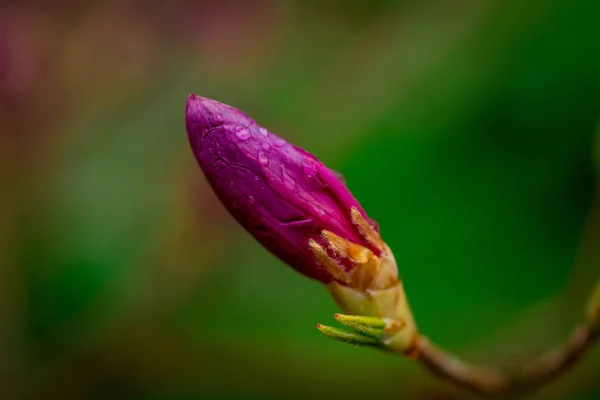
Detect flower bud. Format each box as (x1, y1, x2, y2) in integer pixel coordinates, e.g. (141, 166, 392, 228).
(185, 94, 398, 289)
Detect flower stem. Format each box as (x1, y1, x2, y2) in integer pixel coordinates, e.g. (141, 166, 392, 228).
(414, 281, 600, 397)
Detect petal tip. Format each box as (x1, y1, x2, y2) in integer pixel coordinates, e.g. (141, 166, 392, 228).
(186, 95, 251, 133)
(185, 95, 222, 138)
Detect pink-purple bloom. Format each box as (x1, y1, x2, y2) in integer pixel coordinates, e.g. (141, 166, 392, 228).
(185, 95, 381, 283)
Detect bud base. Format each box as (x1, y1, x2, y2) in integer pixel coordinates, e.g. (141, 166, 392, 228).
(327, 280, 418, 354)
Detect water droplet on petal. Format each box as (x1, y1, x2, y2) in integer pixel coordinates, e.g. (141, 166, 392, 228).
(248, 196, 255, 204)
(262, 143, 271, 151)
(303, 163, 315, 179)
(229, 180, 235, 185)
(254, 176, 260, 181)
(274, 137, 286, 147)
(258, 151, 269, 166)
(234, 126, 251, 140)
(259, 127, 268, 136)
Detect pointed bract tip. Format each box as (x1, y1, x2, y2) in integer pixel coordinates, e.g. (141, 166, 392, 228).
(186, 94, 254, 138)
(185, 94, 215, 136)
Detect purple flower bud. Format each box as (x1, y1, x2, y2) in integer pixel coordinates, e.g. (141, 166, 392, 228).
(186, 94, 397, 288)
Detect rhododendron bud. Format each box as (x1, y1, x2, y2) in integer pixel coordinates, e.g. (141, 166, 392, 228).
(186, 94, 397, 290)
(186, 94, 417, 352)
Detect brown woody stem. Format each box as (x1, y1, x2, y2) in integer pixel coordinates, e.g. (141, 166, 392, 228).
(414, 282, 600, 397)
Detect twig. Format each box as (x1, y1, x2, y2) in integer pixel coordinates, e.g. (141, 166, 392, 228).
(414, 281, 600, 397)
(415, 336, 508, 397)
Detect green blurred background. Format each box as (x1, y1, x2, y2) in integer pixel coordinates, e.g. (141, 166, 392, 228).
(2, 1, 600, 399)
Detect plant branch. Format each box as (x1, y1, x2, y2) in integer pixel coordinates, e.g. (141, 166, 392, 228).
(414, 281, 600, 397)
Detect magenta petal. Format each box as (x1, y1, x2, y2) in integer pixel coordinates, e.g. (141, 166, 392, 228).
(186, 94, 380, 283)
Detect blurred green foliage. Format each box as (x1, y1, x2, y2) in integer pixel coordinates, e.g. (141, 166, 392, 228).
(2, 1, 600, 399)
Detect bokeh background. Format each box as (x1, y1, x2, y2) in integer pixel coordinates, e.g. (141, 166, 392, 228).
(2, 1, 600, 399)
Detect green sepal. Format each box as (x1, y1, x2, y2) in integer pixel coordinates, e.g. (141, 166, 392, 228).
(334, 314, 387, 329)
(316, 324, 379, 345)
(334, 314, 385, 337)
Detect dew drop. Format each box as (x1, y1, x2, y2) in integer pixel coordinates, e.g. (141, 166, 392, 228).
(258, 151, 269, 166)
(303, 163, 315, 179)
(234, 126, 251, 140)
(262, 143, 271, 151)
(259, 127, 268, 136)
(248, 196, 255, 204)
(254, 176, 260, 181)
(274, 137, 286, 147)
